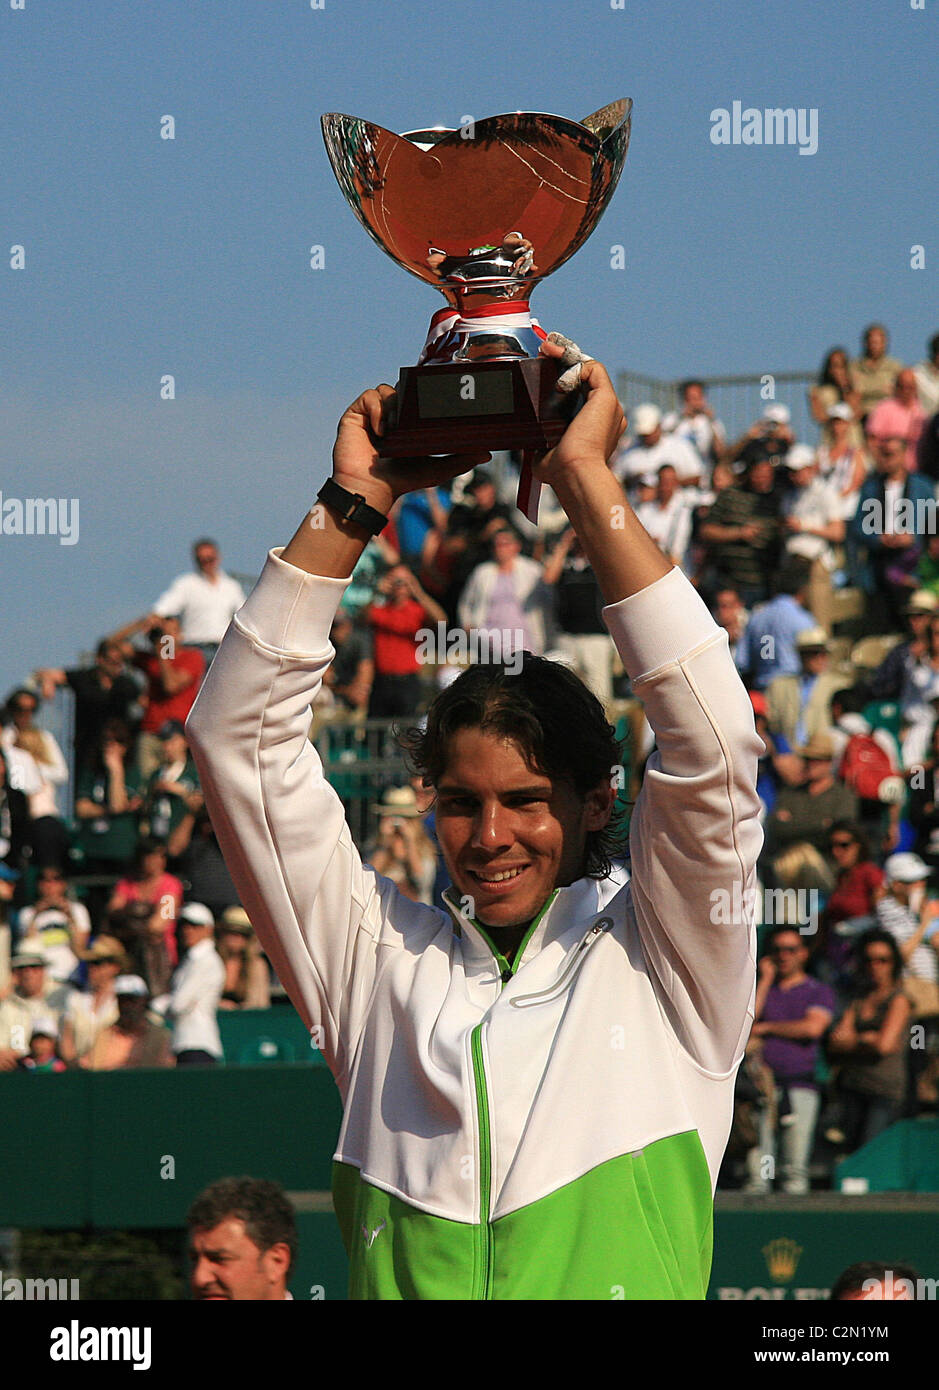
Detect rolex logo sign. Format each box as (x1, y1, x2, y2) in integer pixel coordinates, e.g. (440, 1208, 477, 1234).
(763, 1237, 803, 1283)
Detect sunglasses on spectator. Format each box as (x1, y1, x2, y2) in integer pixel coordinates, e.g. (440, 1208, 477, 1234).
(864, 953, 892, 964)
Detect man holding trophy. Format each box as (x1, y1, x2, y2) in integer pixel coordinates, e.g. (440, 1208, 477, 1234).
(186, 101, 763, 1300)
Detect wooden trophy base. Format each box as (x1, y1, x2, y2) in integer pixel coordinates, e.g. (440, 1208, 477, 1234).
(378, 357, 578, 457)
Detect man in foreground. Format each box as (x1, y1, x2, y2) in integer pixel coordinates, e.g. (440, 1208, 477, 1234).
(188, 1177, 297, 1300)
(187, 337, 764, 1299)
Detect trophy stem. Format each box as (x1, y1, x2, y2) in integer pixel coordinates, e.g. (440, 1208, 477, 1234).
(419, 301, 545, 367)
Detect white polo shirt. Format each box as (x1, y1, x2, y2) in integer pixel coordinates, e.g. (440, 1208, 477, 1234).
(154, 571, 246, 645)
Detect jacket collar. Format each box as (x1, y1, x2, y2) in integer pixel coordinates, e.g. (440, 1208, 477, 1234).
(442, 861, 630, 972)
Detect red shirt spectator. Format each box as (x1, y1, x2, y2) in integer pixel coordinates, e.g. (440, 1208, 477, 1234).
(367, 598, 428, 676)
(133, 620, 205, 733)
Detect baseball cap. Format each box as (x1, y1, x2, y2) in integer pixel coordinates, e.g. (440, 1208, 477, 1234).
(884, 852, 931, 884)
(827, 402, 854, 422)
(81, 935, 130, 969)
(796, 626, 830, 651)
(633, 403, 662, 436)
(783, 444, 816, 471)
(220, 906, 253, 934)
(157, 719, 186, 740)
(179, 901, 214, 927)
(114, 974, 150, 997)
(762, 404, 791, 425)
(30, 1016, 58, 1040)
(11, 952, 45, 970)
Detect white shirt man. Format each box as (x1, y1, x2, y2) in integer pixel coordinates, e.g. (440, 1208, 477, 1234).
(612, 404, 704, 487)
(781, 446, 844, 568)
(154, 540, 246, 648)
(153, 903, 225, 1064)
(634, 466, 694, 569)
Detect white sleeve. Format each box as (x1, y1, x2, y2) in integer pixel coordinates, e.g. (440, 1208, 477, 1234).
(153, 575, 188, 616)
(185, 548, 442, 1087)
(39, 732, 69, 785)
(603, 567, 764, 1073)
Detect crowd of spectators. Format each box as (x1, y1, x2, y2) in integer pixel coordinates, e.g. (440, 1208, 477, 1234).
(2, 325, 939, 1191)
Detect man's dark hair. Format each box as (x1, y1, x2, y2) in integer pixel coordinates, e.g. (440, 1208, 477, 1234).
(828, 819, 872, 862)
(679, 379, 704, 397)
(193, 537, 219, 553)
(186, 1177, 297, 1274)
(929, 332, 939, 361)
(831, 686, 866, 717)
(854, 928, 903, 985)
(96, 638, 122, 660)
(399, 654, 628, 879)
(773, 559, 811, 598)
(830, 1260, 921, 1300)
(763, 923, 807, 953)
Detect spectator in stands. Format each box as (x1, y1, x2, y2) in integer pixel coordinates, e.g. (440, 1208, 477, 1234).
(366, 564, 447, 718)
(612, 403, 703, 489)
(827, 929, 911, 1150)
(73, 719, 144, 921)
(541, 527, 612, 705)
(364, 786, 438, 906)
(898, 612, 939, 767)
(850, 323, 903, 421)
(816, 403, 869, 520)
(152, 539, 246, 670)
(2, 683, 69, 822)
(17, 865, 92, 983)
(0, 749, 30, 892)
(867, 368, 927, 475)
(767, 627, 843, 747)
(745, 925, 835, 1193)
(109, 837, 184, 986)
(907, 719, 939, 871)
(188, 1176, 297, 1301)
(699, 456, 783, 606)
(60, 935, 127, 1064)
(323, 610, 374, 716)
(866, 589, 937, 700)
(108, 614, 205, 779)
(661, 378, 726, 469)
(913, 331, 939, 419)
(818, 822, 884, 1000)
(82, 973, 174, 1070)
(713, 587, 749, 665)
(852, 436, 935, 633)
(633, 464, 694, 570)
(18, 1017, 66, 1073)
(216, 907, 271, 1010)
(736, 559, 814, 690)
(765, 733, 859, 861)
(726, 403, 794, 473)
(458, 525, 552, 660)
(35, 640, 142, 777)
(152, 902, 225, 1067)
(167, 797, 240, 923)
(140, 720, 201, 845)
(396, 486, 450, 570)
(915, 532, 939, 600)
(780, 445, 845, 635)
(0, 952, 71, 1069)
(425, 470, 518, 623)
(809, 347, 864, 448)
(875, 854, 939, 1015)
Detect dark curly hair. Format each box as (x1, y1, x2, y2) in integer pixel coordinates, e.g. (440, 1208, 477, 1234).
(186, 1177, 297, 1274)
(398, 653, 629, 879)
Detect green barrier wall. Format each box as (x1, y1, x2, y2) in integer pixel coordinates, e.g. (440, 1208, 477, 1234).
(3, 1069, 937, 1300)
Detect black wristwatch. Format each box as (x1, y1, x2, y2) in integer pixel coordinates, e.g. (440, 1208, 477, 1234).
(317, 477, 389, 537)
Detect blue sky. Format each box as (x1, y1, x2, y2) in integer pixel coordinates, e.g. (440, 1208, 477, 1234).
(2, 0, 936, 695)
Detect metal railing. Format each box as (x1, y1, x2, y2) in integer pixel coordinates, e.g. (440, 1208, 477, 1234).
(616, 369, 817, 450)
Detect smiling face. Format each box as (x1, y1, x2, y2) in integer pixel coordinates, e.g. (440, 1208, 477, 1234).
(433, 727, 613, 931)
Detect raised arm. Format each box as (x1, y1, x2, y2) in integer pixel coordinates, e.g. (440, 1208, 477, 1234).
(533, 339, 763, 1071)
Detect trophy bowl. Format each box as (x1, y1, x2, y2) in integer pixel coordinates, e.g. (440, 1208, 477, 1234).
(320, 99, 632, 464)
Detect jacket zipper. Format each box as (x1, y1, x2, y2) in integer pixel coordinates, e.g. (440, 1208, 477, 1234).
(509, 917, 615, 1008)
(470, 1022, 492, 1300)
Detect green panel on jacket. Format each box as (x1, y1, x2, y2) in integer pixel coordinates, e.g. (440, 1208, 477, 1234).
(333, 1129, 712, 1300)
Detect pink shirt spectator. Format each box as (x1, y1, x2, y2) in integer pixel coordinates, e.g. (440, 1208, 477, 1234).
(111, 872, 183, 966)
(867, 397, 926, 473)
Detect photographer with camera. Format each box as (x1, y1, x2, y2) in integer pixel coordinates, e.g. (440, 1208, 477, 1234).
(106, 612, 205, 778)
